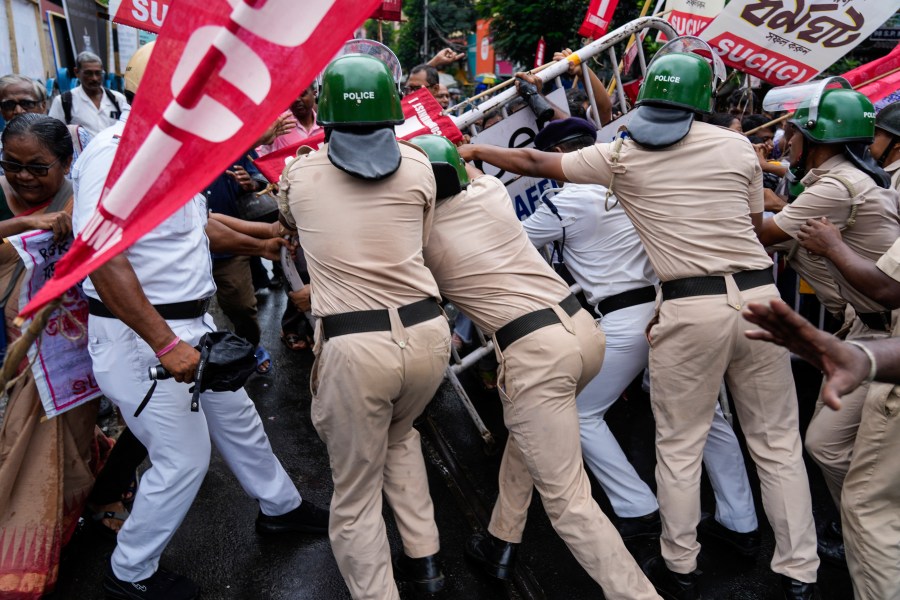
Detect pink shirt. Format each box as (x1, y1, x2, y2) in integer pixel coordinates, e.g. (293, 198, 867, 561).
(256, 110, 324, 156)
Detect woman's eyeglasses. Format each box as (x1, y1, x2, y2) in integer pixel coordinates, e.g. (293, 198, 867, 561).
(0, 99, 42, 112)
(0, 158, 60, 176)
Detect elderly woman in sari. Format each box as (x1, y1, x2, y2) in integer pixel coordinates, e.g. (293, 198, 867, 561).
(0, 113, 100, 598)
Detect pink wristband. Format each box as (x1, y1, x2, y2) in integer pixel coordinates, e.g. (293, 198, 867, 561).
(155, 336, 181, 358)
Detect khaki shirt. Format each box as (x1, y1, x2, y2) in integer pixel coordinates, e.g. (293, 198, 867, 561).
(876, 237, 900, 284)
(560, 121, 772, 281)
(774, 155, 900, 313)
(280, 140, 441, 316)
(423, 176, 571, 335)
(886, 159, 900, 192)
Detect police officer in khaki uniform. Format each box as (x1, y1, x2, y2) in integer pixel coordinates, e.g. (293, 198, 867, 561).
(411, 134, 660, 599)
(757, 84, 900, 534)
(459, 38, 819, 600)
(871, 101, 900, 190)
(279, 54, 450, 600)
(753, 222, 900, 599)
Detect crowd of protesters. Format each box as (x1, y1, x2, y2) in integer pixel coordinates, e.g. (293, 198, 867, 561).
(0, 33, 897, 600)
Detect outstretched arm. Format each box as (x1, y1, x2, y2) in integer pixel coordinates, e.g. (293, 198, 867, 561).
(743, 299, 900, 409)
(798, 217, 900, 309)
(458, 144, 567, 182)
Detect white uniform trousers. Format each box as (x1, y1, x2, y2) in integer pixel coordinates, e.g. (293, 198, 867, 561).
(88, 313, 301, 582)
(579, 302, 758, 532)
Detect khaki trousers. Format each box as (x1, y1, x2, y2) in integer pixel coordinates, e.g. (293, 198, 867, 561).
(842, 383, 900, 600)
(212, 256, 260, 347)
(805, 315, 893, 508)
(487, 308, 661, 600)
(649, 281, 818, 582)
(310, 314, 450, 600)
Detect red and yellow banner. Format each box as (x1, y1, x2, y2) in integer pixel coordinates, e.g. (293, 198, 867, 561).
(20, 0, 381, 319)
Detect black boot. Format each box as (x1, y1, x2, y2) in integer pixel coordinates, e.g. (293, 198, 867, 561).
(697, 515, 760, 559)
(394, 553, 445, 594)
(255, 500, 329, 535)
(642, 555, 701, 600)
(464, 532, 518, 580)
(817, 519, 846, 567)
(781, 575, 819, 599)
(615, 510, 662, 541)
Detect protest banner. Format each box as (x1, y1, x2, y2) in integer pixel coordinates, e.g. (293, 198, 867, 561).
(7, 231, 100, 418)
(371, 0, 402, 22)
(469, 86, 568, 221)
(476, 19, 495, 75)
(254, 88, 464, 183)
(843, 42, 900, 110)
(534, 37, 546, 69)
(701, 0, 900, 85)
(109, 0, 171, 34)
(19, 0, 381, 320)
(578, 0, 620, 40)
(657, 0, 725, 41)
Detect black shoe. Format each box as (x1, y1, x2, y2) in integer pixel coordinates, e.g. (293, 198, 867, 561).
(394, 553, 445, 594)
(255, 500, 329, 535)
(104, 567, 199, 600)
(697, 515, 760, 560)
(816, 536, 846, 568)
(781, 576, 819, 600)
(823, 518, 842, 540)
(641, 555, 701, 600)
(464, 532, 518, 580)
(615, 510, 662, 541)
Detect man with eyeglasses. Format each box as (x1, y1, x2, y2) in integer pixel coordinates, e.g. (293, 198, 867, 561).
(49, 51, 129, 136)
(0, 74, 49, 185)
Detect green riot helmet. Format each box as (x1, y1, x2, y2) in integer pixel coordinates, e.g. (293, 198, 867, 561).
(790, 88, 875, 144)
(317, 54, 404, 128)
(410, 134, 469, 200)
(637, 37, 725, 114)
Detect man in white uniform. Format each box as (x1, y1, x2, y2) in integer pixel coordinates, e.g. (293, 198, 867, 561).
(522, 118, 760, 553)
(48, 51, 129, 135)
(73, 44, 328, 600)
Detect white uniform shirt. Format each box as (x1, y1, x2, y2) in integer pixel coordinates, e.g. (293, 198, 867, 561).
(523, 183, 657, 307)
(49, 85, 130, 136)
(72, 115, 215, 304)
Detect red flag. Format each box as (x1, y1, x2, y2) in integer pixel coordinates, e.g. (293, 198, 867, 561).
(843, 42, 900, 110)
(110, 0, 171, 33)
(534, 37, 546, 69)
(254, 89, 464, 183)
(371, 0, 402, 22)
(19, 0, 381, 320)
(578, 0, 620, 40)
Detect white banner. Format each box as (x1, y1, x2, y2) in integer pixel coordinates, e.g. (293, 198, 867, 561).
(701, 0, 900, 85)
(659, 0, 725, 40)
(469, 87, 569, 221)
(8, 231, 101, 418)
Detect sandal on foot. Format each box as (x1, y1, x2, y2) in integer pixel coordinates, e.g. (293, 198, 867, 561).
(255, 346, 273, 374)
(89, 508, 130, 540)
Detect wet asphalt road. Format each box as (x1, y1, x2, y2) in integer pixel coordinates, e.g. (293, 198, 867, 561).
(52, 289, 853, 600)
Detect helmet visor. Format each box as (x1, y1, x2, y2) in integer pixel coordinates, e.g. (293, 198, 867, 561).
(651, 36, 726, 85)
(763, 77, 853, 123)
(335, 39, 403, 84)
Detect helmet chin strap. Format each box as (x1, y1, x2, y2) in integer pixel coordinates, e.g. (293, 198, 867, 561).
(877, 135, 899, 168)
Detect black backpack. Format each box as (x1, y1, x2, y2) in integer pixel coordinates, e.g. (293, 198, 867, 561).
(60, 88, 122, 123)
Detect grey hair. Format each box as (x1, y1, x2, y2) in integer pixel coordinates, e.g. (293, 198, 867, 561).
(75, 51, 104, 70)
(0, 74, 46, 102)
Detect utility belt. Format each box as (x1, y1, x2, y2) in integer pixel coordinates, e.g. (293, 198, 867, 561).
(594, 285, 657, 318)
(856, 310, 893, 333)
(88, 297, 211, 320)
(494, 294, 581, 352)
(661, 268, 774, 301)
(321, 297, 441, 339)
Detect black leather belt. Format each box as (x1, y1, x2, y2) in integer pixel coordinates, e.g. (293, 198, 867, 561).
(857, 310, 892, 332)
(88, 297, 210, 320)
(661, 268, 774, 301)
(321, 298, 441, 339)
(595, 285, 656, 317)
(494, 294, 582, 352)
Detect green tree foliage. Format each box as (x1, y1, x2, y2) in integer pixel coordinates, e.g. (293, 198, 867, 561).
(395, 0, 475, 70)
(476, 0, 649, 67)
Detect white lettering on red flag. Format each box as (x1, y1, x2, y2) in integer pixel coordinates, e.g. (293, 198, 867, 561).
(578, 0, 621, 40)
(19, 0, 381, 320)
(658, 0, 725, 42)
(110, 0, 171, 33)
(700, 0, 900, 85)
